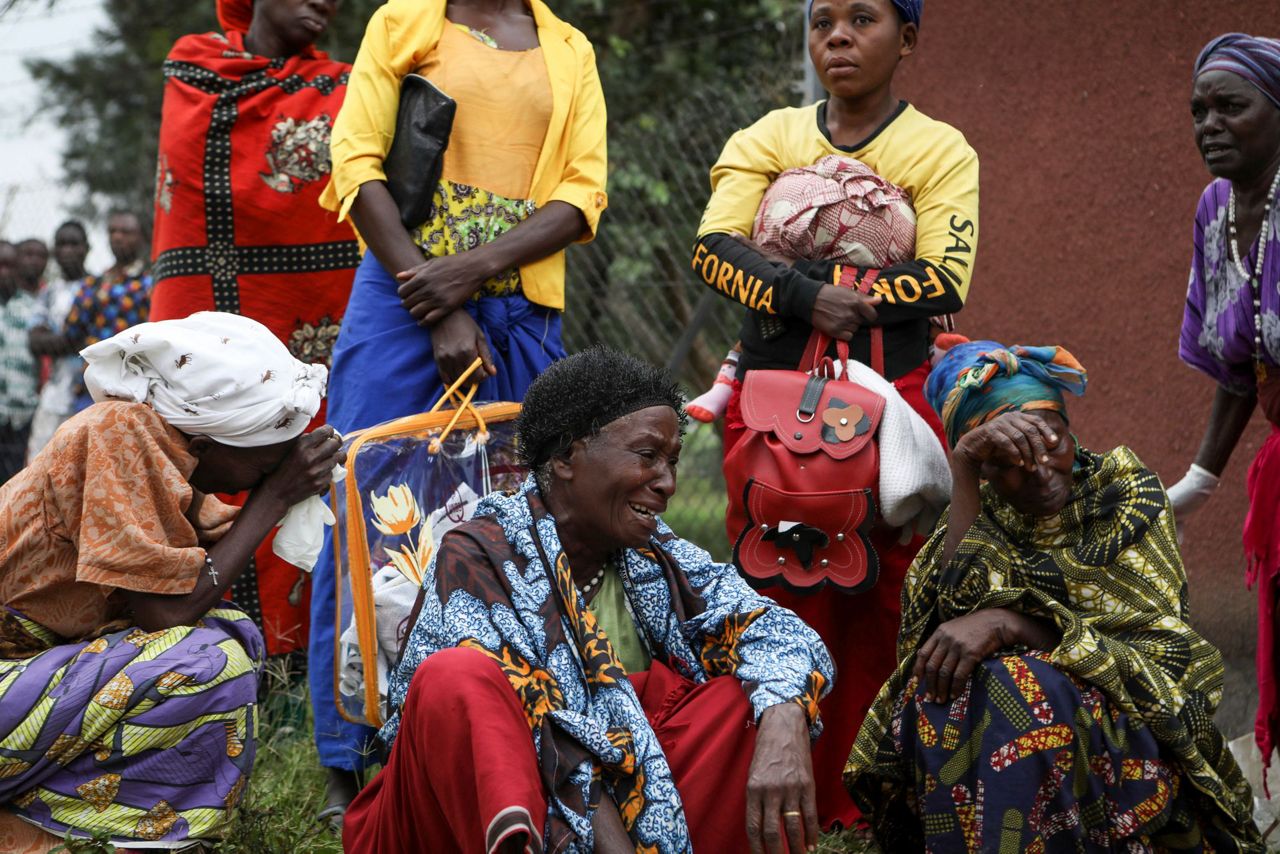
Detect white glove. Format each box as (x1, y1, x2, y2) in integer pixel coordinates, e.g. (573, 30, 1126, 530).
(1167, 464, 1220, 515)
(1166, 464, 1219, 541)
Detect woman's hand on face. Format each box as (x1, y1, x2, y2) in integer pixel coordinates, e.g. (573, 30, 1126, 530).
(430, 310, 497, 389)
(952, 411, 1062, 473)
(746, 703, 819, 854)
(809, 285, 881, 342)
(914, 609, 1016, 703)
(396, 254, 490, 327)
(258, 426, 346, 508)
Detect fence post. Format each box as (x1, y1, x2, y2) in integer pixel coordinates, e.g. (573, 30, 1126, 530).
(800, 1, 822, 103)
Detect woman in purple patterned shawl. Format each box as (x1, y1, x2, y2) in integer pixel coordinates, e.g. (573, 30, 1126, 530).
(1168, 33, 1280, 778)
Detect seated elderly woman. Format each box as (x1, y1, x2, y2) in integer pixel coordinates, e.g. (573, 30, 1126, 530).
(0, 313, 344, 851)
(844, 338, 1263, 852)
(344, 347, 836, 854)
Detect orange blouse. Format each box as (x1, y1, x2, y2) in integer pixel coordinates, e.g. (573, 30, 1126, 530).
(419, 23, 553, 201)
(0, 401, 238, 641)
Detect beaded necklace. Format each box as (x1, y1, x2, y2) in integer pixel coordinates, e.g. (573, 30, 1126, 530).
(1228, 166, 1280, 384)
(578, 565, 607, 598)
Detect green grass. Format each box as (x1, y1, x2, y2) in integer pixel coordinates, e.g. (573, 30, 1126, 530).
(663, 422, 731, 562)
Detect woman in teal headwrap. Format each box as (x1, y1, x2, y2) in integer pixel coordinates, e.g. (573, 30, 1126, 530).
(844, 338, 1262, 852)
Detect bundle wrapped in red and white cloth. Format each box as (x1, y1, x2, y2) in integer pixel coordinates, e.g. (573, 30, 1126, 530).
(751, 153, 917, 266)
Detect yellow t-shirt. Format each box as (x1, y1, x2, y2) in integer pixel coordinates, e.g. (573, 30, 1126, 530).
(698, 101, 979, 305)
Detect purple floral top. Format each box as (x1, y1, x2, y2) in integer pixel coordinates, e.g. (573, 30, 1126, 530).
(1180, 178, 1280, 394)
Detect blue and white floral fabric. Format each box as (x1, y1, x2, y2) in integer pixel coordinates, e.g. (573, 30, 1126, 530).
(384, 476, 834, 853)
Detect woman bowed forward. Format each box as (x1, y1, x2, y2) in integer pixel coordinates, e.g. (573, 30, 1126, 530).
(846, 338, 1262, 852)
(0, 313, 344, 851)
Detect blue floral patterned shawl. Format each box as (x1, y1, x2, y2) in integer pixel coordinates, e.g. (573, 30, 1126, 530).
(384, 477, 835, 853)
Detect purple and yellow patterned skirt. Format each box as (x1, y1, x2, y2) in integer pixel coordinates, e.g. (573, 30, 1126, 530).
(857, 652, 1247, 853)
(0, 606, 262, 847)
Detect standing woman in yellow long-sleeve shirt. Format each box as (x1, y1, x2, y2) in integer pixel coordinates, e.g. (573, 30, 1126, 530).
(310, 0, 607, 823)
(693, 0, 979, 832)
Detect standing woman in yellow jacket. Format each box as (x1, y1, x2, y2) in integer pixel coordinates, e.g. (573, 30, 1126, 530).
(310, 0, 607, 822)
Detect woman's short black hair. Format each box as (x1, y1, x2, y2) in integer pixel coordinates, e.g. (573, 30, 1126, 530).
(517, 346, 686, 469)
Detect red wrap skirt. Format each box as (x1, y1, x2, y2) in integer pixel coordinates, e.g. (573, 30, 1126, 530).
(723, 359, 945, 829)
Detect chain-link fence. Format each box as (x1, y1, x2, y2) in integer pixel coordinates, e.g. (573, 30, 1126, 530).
(563, 72, 801, 560)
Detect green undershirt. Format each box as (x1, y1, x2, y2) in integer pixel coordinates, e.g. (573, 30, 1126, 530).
(589, 565, 651, 674)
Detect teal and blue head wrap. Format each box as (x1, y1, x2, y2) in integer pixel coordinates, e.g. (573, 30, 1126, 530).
(925, 339, 1088, 449)
(808, 0, 922, 27)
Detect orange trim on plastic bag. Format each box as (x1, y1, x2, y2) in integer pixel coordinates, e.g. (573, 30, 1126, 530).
(334, 370, 520, 728)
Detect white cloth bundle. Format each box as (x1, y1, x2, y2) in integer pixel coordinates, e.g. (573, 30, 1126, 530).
(839, 359, 952, 538)
(81, 311, 340, 569)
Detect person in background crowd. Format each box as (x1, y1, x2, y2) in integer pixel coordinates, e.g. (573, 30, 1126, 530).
(313, 0, 608, 823)
(847, 338, 1262, 853)
(345, 348, 833, 854)
(0, 313, 344, 853)
(692, 0, 978, 827)
(26, 221, 95, 459)
(0, 238, 37, 484)
(0, 242, 17, 291)
(1165, 34, 1280, 785)
(14, 239, 48, 296)
(148, 0, 359, 668)
(58, 210, 152, 412)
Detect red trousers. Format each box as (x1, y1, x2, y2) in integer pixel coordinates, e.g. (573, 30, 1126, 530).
(723, 360, 945, 830)
(344, 647, 760, 854)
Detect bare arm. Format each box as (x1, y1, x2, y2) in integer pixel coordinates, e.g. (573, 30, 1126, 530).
(29, 326, 76, 357)
(122, 429, 345, 630)
(1166, 385, 1257, 527)
(392, 198, 585, 327)
(914, 607, 1060, 703)
(745, 703, 819, 854)
(1192, 384, 1257, 475)
(348, 179, 428, 279)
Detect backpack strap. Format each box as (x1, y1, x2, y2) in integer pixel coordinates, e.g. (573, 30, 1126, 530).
(800, 266, 884, 376)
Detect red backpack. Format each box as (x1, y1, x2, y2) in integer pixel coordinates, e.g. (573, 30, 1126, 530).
(724, 267, 884, 595)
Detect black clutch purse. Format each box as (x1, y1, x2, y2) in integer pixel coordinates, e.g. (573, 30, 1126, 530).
(384, 73, 456, 229)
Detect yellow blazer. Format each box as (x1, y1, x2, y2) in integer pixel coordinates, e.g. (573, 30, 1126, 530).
(320, 0, 608, 310)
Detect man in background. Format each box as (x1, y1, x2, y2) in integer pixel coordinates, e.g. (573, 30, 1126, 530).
(0, 238, 38, 482)
(27, 220, 95, 458)
(60, 210, 153, 411)
(14, 238, 48, 296)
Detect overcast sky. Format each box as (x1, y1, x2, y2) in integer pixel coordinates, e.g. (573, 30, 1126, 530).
(0, 0, 113, 272)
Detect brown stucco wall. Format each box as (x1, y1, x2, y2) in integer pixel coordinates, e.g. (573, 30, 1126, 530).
(893, 4, 1280, 736)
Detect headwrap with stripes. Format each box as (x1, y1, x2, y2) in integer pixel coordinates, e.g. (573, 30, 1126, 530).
(1195, 33, 1280, 111)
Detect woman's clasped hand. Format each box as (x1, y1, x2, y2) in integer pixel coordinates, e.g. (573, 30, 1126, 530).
(395, 252, 489, 327)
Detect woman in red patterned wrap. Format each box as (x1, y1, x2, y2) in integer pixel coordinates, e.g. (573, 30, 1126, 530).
(149, 0, 360, 658)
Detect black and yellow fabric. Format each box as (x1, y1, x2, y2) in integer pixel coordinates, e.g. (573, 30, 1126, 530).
(845, 445, 1263, 852)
